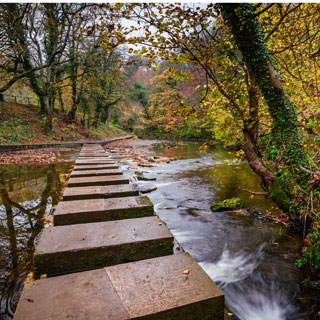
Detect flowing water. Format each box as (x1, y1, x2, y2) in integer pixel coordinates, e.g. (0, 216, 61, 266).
(121, 142, 314, 320)
(0, 142, 317, 319)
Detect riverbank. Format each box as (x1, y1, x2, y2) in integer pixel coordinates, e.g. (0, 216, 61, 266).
(0, 136, 133, 164)
(0, 102, 128, 146)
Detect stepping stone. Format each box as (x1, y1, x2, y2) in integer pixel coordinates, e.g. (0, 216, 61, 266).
(82, 143, 103, 148)
(54, 196, 153, 225)
(33, 216, 173, 277)
(68, 175, 129, 187)
(81, 148, 104, 152)
(79, 153, 110, 157)
(80, 148, 105, 151)
(15, 254, 224, 319)
(75, 159, 116, 165)
(63, 185, 139, 201)
(74, 164, 119, 171)
(77, 157, 114, 160)
(70, 169, 123, 178)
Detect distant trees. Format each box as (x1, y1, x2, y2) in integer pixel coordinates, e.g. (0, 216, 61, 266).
(0, 4, 125, 133)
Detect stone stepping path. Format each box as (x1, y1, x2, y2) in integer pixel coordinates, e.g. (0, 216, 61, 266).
(68, 175, 129, 187)
(15, 254, 224, 320)
(75, 159, 115, 165)
(70, 169, 122, 178)
(74, 164, 119, 170)
(54, 196, 154, 226)
(63, 185, 139, 201)
(14, 143, 224, 319)
(34, 216, 174, 277)
(79, 153, 111, 157)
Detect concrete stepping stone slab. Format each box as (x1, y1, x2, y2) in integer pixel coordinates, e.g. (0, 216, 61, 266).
(79, 153, 110, 157)
(82, 143, 103, 148)
(75, 159, 116, 165)
(63, 185, 139, 201)
(73, 164, 119, 170)
(34, 216, 173, 277)
(15, 253, 224, 320)
(67, 175, 129, 187)
(54, 195, 153, 225)
(81, 148, 104, 152)
(79, 149, 107, 152)
(80, 148, 105, 151)
(70, 169, 123, 178)
(14, 269, 130, 320)
(77, 157, 114, 160)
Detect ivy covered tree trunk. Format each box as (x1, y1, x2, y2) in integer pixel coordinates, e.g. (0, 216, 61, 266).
(220, 4, 309, 173)
(219, 3, 310, 212)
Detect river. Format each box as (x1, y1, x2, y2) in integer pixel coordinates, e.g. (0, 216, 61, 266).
(0, 141, 317, 319)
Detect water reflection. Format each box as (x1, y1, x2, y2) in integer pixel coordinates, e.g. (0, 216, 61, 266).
(0, 162, 73, 319)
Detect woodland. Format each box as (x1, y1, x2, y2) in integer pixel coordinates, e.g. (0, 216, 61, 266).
(1, 3, 320, 272)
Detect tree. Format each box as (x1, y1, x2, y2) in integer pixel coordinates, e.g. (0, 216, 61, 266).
(96, 3, 320, 269)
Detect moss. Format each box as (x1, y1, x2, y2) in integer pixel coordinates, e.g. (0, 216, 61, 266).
(269, 180, 292, 213)
(211, 197, 244, 212)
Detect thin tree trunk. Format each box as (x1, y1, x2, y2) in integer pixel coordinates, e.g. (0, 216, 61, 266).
(43, 95, 53, 133)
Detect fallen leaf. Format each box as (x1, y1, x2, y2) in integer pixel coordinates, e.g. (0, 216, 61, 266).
(40, 274, 47, 279)
(227, 312, 233, 316)
(24, 278, 35, 284)
(182, 270, 190, 275)
(158, 222, 162, 226)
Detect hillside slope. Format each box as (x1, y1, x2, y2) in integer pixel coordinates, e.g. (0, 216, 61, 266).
(0, 102, 128, 145)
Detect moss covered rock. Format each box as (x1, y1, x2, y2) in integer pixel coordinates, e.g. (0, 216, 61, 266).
(211, 197, 244, 212)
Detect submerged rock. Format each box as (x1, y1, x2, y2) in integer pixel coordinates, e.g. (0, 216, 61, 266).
(135, 171, 157, 181)
(139, 185, 157, 194)
(137, 176, 156, 181)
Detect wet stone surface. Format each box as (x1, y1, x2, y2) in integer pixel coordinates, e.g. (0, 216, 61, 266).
(70, 169, 123, 178)
(15, 254, 224, 320)
(73, 164, 119, 170)
(53, 196, 154, 225)
(63, 185, 139, 201)
(34, 216, 174, 277)
(75, 159, 115, 165)
(67, 175, 129, 187)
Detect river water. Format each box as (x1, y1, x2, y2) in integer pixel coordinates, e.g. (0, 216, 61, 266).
(0, 142, 317, 319)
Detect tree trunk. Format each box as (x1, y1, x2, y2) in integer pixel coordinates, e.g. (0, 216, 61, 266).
(58, 88, 64, 113)
(220, 3, 310, 184)
(43, 95, 53, 133)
